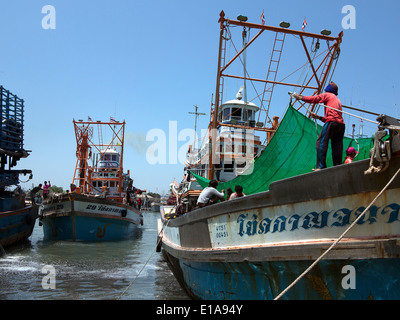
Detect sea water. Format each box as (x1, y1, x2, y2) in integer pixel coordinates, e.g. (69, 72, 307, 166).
(0, 211, 189, 300)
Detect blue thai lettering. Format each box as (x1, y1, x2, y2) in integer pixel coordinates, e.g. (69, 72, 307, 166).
(258, 217, 272, 234)
(367, 205, 379, 224)
(245, 215, 258, 236)
(272, 216, 286, 233)
(302, 212, 320, 229)
(237, 214, 247, 237)
(287, 214, 301, 231)
(382, 203, 400, 223)
(235, 203, 400, 238)
(353, 205, 379, 225)
(331, 208, 352, 227)
(353, 206, 366, 225)
(315, 211, 330, 229)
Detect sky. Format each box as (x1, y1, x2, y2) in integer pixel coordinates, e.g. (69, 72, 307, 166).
(1, 0, 400, 194)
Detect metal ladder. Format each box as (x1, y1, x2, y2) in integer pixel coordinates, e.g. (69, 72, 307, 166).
(260, 32, 286, 124)
(211, 27, 228, 125)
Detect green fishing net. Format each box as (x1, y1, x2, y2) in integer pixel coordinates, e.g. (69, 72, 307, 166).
(191, 103, 374, 195)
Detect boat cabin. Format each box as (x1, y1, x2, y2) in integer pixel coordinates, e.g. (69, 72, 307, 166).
(90, 148, 128, 199)
(217, 99, 263, 181)
(219, 99, 260, 129)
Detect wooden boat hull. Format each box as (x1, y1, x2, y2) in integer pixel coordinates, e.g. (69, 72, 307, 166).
(159, 157, 400, 300)
(40, 193, 143, 241)
(0, 204, 39, 247)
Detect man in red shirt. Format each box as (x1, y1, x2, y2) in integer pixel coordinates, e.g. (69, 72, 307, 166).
(293, 82, 345, 170)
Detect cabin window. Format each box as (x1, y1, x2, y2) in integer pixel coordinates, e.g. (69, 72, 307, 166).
(237, 161, 246, 169)
(224, 162, 234, 172)
(222, 108, 230, 121)
(110, 181, 115, 188)
(244, 109, 253, 121)
(112, 155, 117, 161)
(231, 108, 242, 121)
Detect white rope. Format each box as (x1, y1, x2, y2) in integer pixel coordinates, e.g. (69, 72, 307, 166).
(116, 218, 170, 300)
(274, 165, 400, 300)
(288, 93, 378, 125)
(319, 104, 378, 125)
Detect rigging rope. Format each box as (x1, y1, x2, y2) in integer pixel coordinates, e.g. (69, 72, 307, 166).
(274, 164, 400, 300)
(116, 217, 170, 300)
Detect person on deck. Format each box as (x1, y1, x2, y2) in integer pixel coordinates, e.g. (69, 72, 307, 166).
(30, 184, 42, 205)
(43, 181, 51, 199)
(293, 82, 345, 170)
(137, 197, 143, 211)
(226, 187, 233, 200)
(229, 185, 246, 200)
(344, 146, 358, 164)
(196, 180, 225, 208)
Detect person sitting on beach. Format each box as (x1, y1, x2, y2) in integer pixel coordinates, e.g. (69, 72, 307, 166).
(229, 185, 246, 200)
(196, 180, 225, 208)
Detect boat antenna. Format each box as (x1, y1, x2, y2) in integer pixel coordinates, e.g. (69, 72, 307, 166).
(393, 84, 399, 118)
(188, 105, 206, 150)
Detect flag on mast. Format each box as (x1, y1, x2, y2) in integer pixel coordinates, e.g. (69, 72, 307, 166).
(302, 18, 307, 31)
(261, 11, 265, 25)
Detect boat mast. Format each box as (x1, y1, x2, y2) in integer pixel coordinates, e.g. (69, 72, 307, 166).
(72, 120, 126, 202)
(188, 105, 205, 151)
(208, 11, 226, 180)
(118, 121, 125, 200)
(207, 11, 343, 180)
(72, 120, 93, 193)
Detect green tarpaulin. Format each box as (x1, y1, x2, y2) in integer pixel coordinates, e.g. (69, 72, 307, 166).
(191, 104, 374, 195)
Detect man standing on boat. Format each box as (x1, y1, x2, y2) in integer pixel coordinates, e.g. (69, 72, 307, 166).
(293, 82, 345, 170)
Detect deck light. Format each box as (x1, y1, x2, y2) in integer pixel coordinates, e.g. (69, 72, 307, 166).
(280, 21, 290, 28)
(321, 29, 331, 36)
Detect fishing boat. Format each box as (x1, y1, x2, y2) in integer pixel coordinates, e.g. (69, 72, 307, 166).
(0, 86, 38, 248)
(158, 11, 400, 299)
(151, 201, 161, 212)
(40, 118, 143, 241)
(173, 90, 270, 212)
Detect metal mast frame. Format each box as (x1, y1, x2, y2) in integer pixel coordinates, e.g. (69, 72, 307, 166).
(208, 10, 343, 179)
(72, 120, 126, 202)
